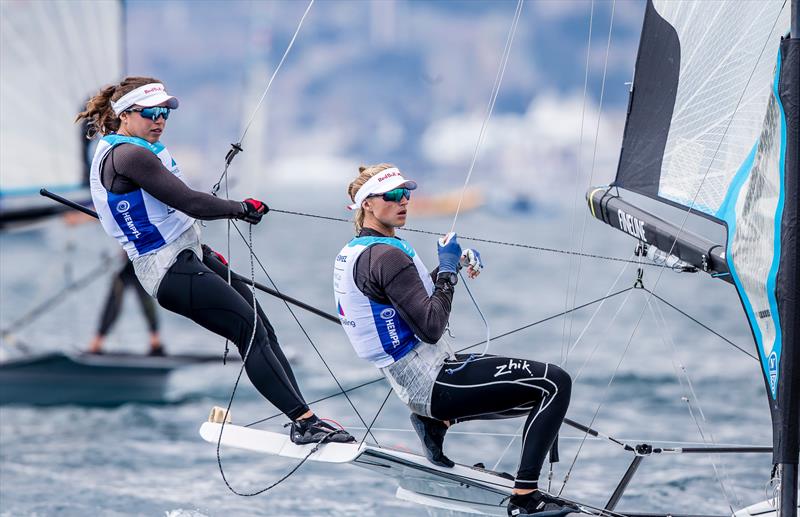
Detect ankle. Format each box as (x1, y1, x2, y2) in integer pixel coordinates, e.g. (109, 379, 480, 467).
(296, 410, 314, 422)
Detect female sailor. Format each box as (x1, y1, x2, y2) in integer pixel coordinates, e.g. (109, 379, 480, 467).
(77, 76, 353, 445)
(334, 164, 574, 516)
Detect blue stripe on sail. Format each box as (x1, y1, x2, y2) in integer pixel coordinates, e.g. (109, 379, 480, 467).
(764, 47, 787, 400)
(717, 49, 786, 400)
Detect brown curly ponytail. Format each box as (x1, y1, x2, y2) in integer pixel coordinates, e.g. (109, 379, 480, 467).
(75, 76, 162, 138)
(347, 163, 396, 234)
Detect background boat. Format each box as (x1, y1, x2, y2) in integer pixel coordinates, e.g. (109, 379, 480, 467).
(0, 0, 123, 230)
(0, 351, 222, 406)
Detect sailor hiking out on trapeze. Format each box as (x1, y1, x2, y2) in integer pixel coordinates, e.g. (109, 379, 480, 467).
(77, 76, 354, 445)
(333, 163, 576, 516)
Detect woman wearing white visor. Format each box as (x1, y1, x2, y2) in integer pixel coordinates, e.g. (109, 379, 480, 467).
(334, 164, 575, 516)
(77, 76, 354, 445)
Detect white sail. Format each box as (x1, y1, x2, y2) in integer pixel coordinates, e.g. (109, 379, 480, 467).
(0, 0, 123, 221)
(653, 1, 789, 214)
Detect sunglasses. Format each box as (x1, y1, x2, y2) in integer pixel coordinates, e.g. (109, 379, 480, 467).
(126, 106, 171, 121)
(371, 187, 412, 203)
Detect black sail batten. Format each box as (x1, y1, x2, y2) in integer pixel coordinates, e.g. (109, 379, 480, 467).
(614, 0, 680, 201)
(586, 188, 730, 281)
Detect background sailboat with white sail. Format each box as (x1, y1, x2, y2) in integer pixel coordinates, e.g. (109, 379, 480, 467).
(0, 0, 123, 229)
(0, 1, 228, 405)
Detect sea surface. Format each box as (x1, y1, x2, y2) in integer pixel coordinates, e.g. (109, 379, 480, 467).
(0, 188, 776, 516)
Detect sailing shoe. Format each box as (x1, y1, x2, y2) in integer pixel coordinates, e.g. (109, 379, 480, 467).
(506, 491, 580, 516)
(289, 415, 356, 445)
(410, 413, 455, 468)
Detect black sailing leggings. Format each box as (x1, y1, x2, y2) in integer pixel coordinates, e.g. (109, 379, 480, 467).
(97, 260, 158, 335)
(430, 354, 572, 490)
(156, 248, 309, 420)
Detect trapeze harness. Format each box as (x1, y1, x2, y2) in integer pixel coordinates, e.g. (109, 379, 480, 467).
(89, 135, 310, 420)
(335, 231, 571, 489)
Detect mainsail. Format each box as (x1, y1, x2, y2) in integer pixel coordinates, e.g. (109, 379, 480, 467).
(0, 0, 124, 227)
(587, 0, 798, 513)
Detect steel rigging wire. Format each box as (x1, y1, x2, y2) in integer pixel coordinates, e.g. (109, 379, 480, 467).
(268, 207, 675, 268)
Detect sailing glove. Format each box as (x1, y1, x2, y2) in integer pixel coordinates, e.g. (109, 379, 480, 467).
(202, 244, 228, 266)
(239, 198, 269, 224)
(437, 232, 462, 274)
(460, 248, 483, 278)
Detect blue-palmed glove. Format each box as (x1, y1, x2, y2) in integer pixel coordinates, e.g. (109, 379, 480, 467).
(437, 232, 462, 275)
(460, 248, 483, 278)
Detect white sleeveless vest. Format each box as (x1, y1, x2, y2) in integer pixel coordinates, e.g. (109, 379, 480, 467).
(90, 134, 201, 296)
(334, 236, 434, 368)
(89, 134, 195, 259)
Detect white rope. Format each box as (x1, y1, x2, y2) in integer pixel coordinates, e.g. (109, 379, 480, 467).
(459, 270, 491, 356)
(440, 0, 524, 369)
(212, 0, 315, 195)
(488, 258, 633, 480)
(213, 1, 315, 490)
(565, 256, 631, 364)
(572, 271, 637, 383)
(560, 0, 595, 367)
(238, 0, 314, 144)
(562, 0, 615, 369)
(491, 421, 525, 471)
(448, 0, 524, 233)
(648, 297, 739, 512)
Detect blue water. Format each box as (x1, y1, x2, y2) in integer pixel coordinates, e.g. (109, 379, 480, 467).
(0, 190, 774, 516)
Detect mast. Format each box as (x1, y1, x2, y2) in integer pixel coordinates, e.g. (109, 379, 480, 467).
(778, 2, 799, 515)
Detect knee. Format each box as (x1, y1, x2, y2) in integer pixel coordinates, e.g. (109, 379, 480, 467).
(548, 364, 572, 399)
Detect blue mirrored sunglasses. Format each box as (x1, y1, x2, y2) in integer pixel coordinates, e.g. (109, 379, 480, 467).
(372, 187, 411, 202)
(126, 106, 171, 121)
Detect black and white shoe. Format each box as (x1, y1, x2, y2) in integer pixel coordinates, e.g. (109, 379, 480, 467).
(506, 491, 580, 516)
(289, 415, 356, 445)
(410, 413, 454, 468)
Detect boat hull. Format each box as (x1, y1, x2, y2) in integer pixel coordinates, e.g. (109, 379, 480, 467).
(0, 352, 218, 406)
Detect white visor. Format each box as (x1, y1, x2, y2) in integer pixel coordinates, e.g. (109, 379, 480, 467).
(347, 168, 417, 210)
(111, 83, 179, 115)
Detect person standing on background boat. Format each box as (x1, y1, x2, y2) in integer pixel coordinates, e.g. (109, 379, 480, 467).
(334, 164, 575, 516)
(76, 76, 354, 445)
(88, 251, 164, 355)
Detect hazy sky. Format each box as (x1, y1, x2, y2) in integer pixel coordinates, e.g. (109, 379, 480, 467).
(122, 0, 645, 195)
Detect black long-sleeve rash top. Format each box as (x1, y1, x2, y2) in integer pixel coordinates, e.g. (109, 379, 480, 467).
(353, 228, 454, 344)
(101, 143, 245, 220)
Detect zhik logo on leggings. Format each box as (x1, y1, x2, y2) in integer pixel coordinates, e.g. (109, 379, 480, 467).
(494, 359, 532, 378)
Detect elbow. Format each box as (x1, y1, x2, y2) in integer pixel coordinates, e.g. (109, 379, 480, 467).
(417, 324, 446, 344)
